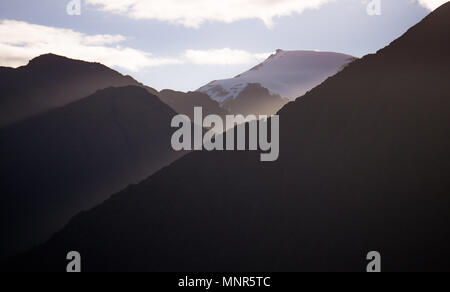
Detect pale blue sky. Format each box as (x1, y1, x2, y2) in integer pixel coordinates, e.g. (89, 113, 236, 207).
(0, 0, 437, 91)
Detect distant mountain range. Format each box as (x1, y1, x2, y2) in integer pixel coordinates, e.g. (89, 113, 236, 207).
(6, 1, 450, 272)
(198, 49, 356, 115)
(0, 53, 241, 260)
(0, 54, 147, 127)
(221, 83, 287, 116)
(158, 89, 230, 121)
(0, 84, 186, 259)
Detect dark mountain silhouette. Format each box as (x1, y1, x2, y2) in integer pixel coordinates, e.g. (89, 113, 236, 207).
(0, 86, 185, 259)
(0, 54, 153, 127)
(222, 83, 289, 116)
(4, 2, 450, 272)
(158, 89, 230, 120)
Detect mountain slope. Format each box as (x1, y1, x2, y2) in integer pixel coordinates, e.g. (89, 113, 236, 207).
(222, 83, 289, 116)
(197, 50, 355, 115)
(0, 86, 185, 259)
(4, 2, 450, 272)
(0, 54, 151, 127)
(158, 89, 230, 120)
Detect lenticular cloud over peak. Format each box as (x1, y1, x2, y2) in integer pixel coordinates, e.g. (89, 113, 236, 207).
(86, 0, 334, 28)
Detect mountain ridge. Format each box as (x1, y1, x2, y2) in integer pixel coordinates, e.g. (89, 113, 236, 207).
(4, 2, 450, 272)
(157, 89, 230, 121)
(0, 85, 185, 259)
(197, 49, 355, 116)
(198, 49, 356, 102)
(0, 54, 155, 127)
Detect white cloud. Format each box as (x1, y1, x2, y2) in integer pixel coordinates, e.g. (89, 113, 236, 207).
(86, 0, 334, 28)
(0, 20, 272, 71)
(0, 20, 181, 71)
(417, 0, 449, 10)
(185, 49, 271, 65)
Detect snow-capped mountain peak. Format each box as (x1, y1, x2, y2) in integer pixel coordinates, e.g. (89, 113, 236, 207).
(198, 49, 356, 104)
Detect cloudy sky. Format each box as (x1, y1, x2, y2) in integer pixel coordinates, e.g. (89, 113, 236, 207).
(0, 0, 447, 91)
